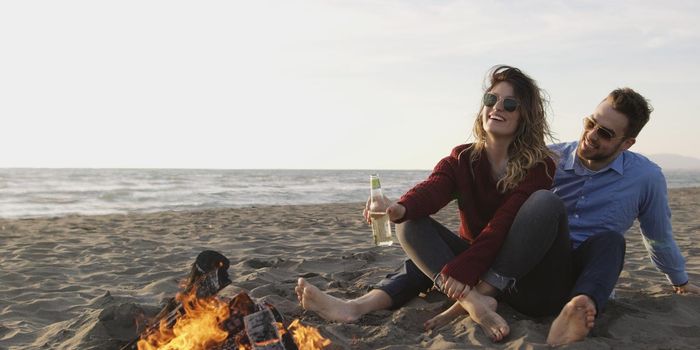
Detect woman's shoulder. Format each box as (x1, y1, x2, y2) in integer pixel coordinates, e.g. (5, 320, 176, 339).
(532, 154, 557, 175)
(449, 143, 476, 159)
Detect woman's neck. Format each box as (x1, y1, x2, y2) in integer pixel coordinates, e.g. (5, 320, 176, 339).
(484, 136, 511, 180)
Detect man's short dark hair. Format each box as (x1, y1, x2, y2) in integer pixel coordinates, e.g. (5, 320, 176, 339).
(608, 88, 653, 138)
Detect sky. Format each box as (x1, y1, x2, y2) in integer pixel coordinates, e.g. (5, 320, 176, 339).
(1, 1, 699, 170)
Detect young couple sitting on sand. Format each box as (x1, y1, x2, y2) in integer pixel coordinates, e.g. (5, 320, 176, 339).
(294, 65, 700, 346)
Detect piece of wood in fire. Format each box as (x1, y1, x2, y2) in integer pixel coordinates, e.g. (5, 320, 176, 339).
(244, 308, 286, 350)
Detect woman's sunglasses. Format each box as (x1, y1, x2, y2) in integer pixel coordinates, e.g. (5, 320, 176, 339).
(583, 116, 623, 140)
(483, 92, 519, 112)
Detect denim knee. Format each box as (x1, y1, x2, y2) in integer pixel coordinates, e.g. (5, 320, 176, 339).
(528, 189, 566, 216)
(395, 217, 431, 248)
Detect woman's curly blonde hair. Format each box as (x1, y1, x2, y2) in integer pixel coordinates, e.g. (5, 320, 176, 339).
(471, 65, 557, 192)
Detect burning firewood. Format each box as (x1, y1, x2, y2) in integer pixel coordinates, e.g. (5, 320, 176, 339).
(120, 250, 232, 350)
(121, 250, 330, 350)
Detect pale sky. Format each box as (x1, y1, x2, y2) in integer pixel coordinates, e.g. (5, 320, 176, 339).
(1, 1, 699, 170)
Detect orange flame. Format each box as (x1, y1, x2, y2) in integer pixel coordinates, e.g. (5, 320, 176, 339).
(136, 290, 330, 350)
(137, 292, 230, 350)
(288, 319, 332, 350)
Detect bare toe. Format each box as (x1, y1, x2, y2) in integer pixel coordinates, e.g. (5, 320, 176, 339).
(458, 291, 509, 342)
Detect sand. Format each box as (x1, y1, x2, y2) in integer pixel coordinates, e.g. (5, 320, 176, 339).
(1, 188, 699, 350)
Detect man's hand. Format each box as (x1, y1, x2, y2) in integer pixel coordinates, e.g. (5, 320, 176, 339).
(438, 274, 471, 300)
(673, 282, 700, 295)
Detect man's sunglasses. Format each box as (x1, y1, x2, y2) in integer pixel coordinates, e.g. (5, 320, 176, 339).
(483, 93, 519, 112)
(583, 116, 623, 140)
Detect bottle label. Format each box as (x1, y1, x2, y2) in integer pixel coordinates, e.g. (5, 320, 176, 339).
(370, 175, 381, 190)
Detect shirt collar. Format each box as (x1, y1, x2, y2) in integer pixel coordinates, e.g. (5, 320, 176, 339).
(565, 141, 625, 175)
(563, 144, 577, 171)
(608, 152, 625, 175)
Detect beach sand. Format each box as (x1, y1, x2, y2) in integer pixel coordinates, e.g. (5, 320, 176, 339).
(1, 188, 699, 349)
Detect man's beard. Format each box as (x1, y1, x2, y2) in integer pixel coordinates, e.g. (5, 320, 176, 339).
(577, 136, 625, 163)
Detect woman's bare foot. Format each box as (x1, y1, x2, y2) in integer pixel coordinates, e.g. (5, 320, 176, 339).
(546, 294, 596, 346)
(424, 301, 468, 331)
(458, 290, 509, 342)
(295, 278, 362, 323)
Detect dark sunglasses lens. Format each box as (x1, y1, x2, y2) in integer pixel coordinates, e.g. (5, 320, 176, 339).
(584, 118, 615, 140)
(597, 128, 614, 140)
(503, 98, 518, 112)
(483, 93, 497, 107)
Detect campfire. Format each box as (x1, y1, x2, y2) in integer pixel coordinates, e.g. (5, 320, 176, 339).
(122, 251, 330, 350)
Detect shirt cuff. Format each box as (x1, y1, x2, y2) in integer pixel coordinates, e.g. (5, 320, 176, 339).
(666, 271, 689, 286)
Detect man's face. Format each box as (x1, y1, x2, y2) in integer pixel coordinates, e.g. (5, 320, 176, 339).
(576, 98, 633, 164)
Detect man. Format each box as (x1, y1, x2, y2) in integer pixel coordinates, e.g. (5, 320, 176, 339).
(542, 87, 699, 344)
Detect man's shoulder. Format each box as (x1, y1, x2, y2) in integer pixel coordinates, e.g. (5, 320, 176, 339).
(623, 150, 664, 176)
(548, 141, 577, 152)
(548, 141, 577, 154)
(618, 151, 668, 195)
(548, 141, 577, 166)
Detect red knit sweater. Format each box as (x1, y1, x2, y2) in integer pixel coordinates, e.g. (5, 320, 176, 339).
(396, 144, 556, 287)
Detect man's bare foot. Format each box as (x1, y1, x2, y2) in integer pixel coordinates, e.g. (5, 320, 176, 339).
(295, 278, 361, 323)
(458, 290, 509, 342)
(546, 294, 596, 346)
(424, 301, 468, 331)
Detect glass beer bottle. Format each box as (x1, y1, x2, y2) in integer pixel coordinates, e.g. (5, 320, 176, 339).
(369, 174, 393, 246)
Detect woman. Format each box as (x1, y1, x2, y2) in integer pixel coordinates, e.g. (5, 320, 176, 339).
(296, 65, 557, 342)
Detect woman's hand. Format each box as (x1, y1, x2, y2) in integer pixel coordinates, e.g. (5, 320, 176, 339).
(439, 274, 471, 300)
(386, 202, 406, 222)
(363, 196, 405, 223)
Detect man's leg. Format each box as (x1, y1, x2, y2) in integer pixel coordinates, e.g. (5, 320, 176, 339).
(397, 217, 509, 341)
(487, 190, 574, 316)
(547, 232, 626, 346)
(296, 258, 433, 322)
(546, 295, 596, 346)
(569, 232, 626, 314)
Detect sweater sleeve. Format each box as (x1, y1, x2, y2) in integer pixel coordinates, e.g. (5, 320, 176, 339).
(396, 155, 460, 223)
(440, 158, 556, 286)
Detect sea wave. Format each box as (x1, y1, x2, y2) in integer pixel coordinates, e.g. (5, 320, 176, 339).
(0, 168, 697, 219)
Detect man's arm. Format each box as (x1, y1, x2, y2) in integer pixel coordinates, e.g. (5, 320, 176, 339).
(673, 282, 700, 295)
(637, 169, 694, 292)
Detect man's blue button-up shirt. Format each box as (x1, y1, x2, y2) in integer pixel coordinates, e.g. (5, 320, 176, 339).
(550, 141, 688, 285)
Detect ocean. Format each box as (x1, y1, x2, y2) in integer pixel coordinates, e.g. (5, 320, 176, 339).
(1, 168, 698, 219)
